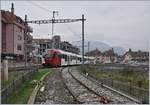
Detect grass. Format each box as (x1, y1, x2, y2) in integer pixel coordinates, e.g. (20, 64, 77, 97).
(82, 65, 149, 89)
(6, 68, 51, 104)
(1, 71, 24, 89)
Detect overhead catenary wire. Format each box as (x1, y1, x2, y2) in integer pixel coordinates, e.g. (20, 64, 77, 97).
(57, 15, 81, 39)
(26, 1, 81, 39)
(58, 16, 90, 43)
(25, 1, 89, 48)
(26, 1, 82, 40)
(26, 1, 52, 13)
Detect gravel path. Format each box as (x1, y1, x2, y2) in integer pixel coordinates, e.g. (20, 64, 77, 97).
(34, 68, 75, 104)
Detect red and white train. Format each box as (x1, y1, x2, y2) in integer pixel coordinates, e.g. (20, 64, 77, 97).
(42, 49, 94, 67)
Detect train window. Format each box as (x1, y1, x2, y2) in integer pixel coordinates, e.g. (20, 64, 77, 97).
(68, 56, 70, 61)
(58, 54, 62, 58)
(64, 55, 67, 61)
(52, 53, 56, 58)
(45, 54, 53, 58)
(72, 56, 75, 60)
(78, 57, 80, 60)
(75, 56, 77, 60)
(70, 56, 72, 61)
(79, 58, 81, 62)
(61, 54, 63, 58)
(53, 52, 59, 58)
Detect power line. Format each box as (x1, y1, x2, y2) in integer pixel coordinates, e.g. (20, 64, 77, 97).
(27, 1, 52, 13)
(24, 2, 87, 52)
(65, 24, 81, 38)
(57, 15, 81, 39)
(24, 1, 82, 39)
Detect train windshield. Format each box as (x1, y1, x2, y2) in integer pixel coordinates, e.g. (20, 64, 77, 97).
(44, 54, 53, 58)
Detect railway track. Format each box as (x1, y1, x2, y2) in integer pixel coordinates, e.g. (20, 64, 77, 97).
(81, 72, 142, 104)
(60, 67, 139, 104)
(60, 67, 112, 104)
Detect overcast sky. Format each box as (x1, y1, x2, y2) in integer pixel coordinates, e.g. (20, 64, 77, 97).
(1, 1, 150, 51)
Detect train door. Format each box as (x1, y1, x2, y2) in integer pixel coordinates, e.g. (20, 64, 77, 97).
(67, 55, 70, 65)
(75, 56, 77, 65)
(53, 52, 61, 67)
(64, 55, 68, 65)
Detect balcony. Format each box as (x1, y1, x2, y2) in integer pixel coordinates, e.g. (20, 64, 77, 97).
(27, 26, 33, 33)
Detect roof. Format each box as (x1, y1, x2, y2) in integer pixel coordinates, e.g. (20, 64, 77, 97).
(85, 48, 118, 57)
(1, 10, 25, 25)
(33, 39, 52, 43)
(125, 51, 149, 58)
(102, 49, 117, 57)
(85, 48, 101, 56)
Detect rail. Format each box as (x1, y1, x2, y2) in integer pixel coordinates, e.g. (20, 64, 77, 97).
(60, 67, 112, 104)
(81, 73, 142, 104)
(68, 69, 112, 104)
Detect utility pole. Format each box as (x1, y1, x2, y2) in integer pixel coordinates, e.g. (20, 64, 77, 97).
(24, 14, 28, 67)
(26, 14, 86, 57)
(82, 14, 85, 70)
(52, 11, 58, 49)
(88, 41, 90, 64)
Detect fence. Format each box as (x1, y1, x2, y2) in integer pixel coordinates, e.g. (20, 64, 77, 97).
(1, 68, 38, 104)
(89, 74, 149, 104)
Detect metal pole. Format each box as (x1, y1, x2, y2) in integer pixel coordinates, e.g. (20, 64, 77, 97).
(52, 11, 54, 49)
(24, 15, 27, 67)
(88, 41, 90, 64)
(52, 20, 54, 35)
(51, 11, 58, 49)
(82, 14, 84, 70)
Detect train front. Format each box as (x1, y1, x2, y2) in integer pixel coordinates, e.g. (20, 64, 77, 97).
(43, 49, 61, 67)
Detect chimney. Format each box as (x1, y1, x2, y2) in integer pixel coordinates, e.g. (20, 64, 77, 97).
(129, 48, 132, 52)
(11, 3, 14, 14)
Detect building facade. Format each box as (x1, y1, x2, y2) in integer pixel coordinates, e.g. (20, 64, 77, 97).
(60, 41, 79, 54)
(32, 39, 52, 56)
(33, 35, 80, 57)
(1, 3, 33, 62)
(85, 48, 118, 64)
(52, 35, 61, 49)
(123, 49, 149, 63)
(100, 48, 118, 64)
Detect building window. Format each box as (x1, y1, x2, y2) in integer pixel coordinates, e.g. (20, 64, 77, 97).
(2, 43, 6, 52)
(17, 26, 22, 32)
(18, 35, 22, 40)
(17, 45, 22, 51)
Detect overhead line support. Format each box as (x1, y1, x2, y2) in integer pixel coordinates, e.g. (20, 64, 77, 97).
(26, 15, 86, 70)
